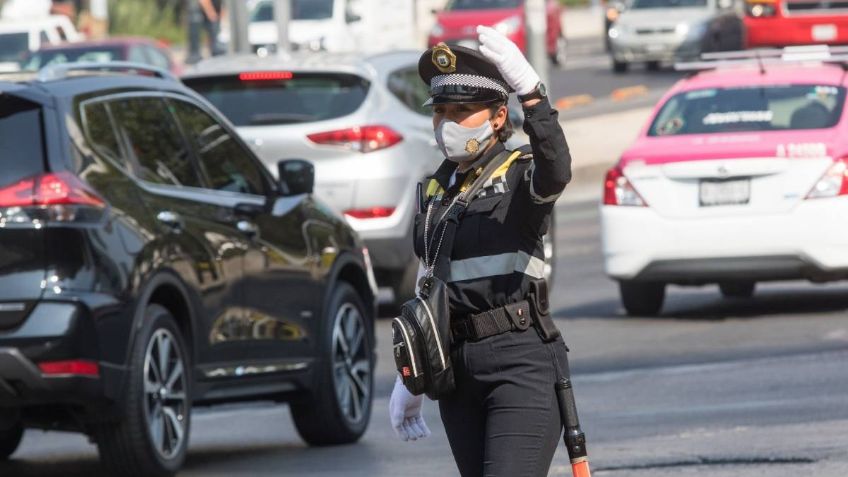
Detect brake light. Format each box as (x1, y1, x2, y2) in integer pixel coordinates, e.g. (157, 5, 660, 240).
(239, 71, 294, 81)
(39, 360, 100, 377)
(603, 166, 646, 206)
(344, 207, 396, 219)
(806, 157, 848, 199)
(307, 126, 403, 153)
(0, 172, 104, 208)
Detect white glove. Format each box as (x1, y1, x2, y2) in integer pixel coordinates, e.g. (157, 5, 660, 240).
(389, 376, 430, 441)
(477, 25, 541, 96)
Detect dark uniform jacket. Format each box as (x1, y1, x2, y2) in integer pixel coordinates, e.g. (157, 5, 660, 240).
(413, 100, 572, 317)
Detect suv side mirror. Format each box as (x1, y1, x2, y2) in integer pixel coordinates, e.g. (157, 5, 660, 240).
(277, 159, 314, 196)
(346, 12, 362, 23)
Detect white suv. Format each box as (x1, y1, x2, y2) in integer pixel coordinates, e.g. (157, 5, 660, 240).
(0, 15, 81, 72)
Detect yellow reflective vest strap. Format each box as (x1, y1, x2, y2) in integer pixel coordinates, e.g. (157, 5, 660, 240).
(424, 150, 524, 200)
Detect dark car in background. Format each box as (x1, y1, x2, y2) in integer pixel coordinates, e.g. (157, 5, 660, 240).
(0, 63, 376, 476)
(21, 37, 181, 74)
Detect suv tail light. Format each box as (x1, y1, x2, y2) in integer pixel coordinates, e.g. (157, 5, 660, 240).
(307, 126, 403, 153)
(0, 172, 106, 225)
(806, 157, 848, 199)
(603, 166, 647, 206)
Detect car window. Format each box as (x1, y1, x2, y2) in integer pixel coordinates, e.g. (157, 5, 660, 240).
(184, 73, 369, 126)
(252, 0, 335, 21)
(80, 101, 124, 165)
(109, 97, 202, 187)
(649, 85, 846, 136)
(0, 32, 29, 62)
(445, 0, 522, 10)
(169, 99, 267, 196)
(144, 46, 171, 70)
(39, 30, 50, 46)
(128, 45, 147, 64)
(0, 96, 45, 189)
(22, 46, 123, 70)
(631, 0, 707, 8)
(387, 67, 431, 116)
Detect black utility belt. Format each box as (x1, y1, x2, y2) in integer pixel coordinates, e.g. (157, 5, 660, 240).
(451, 300, 535, 343)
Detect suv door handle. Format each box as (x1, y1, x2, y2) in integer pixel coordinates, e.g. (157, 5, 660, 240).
(157, 210, 183, 231)
(236, 220, 258, 237)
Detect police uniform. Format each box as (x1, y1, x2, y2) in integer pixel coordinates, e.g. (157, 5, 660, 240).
(415, 44, 575, 477)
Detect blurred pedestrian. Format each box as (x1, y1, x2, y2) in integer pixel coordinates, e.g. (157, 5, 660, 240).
(187, 0, 224, 63)
(389, 25, 575, 477)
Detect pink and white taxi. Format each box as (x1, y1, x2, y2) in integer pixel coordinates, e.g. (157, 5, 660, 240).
(601, 53, 848, 315)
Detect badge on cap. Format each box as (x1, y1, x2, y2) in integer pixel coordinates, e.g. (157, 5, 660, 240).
(432, 43, 457, 74)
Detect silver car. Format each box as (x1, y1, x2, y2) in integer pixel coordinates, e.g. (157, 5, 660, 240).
(608, 0, 744, 73)
(182, 51, 444, 303)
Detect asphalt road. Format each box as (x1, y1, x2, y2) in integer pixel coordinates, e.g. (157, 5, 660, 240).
(4, 195, 847, 477)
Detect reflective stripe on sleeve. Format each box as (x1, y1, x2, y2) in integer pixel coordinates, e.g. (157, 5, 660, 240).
(449, 251, 546, 282)
(527, 163, 563, 204)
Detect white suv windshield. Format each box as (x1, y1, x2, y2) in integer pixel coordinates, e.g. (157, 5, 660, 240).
(631, 0, 707, 8)
(650, 85, 846, 136)
(0, 32, 28, 63)
(184, 72, 370, 126)
(252, 0, 334, 21)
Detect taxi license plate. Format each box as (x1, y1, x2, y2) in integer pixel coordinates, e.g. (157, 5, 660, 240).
(812, 24, 838, 42)
(699, 178, 750, 207)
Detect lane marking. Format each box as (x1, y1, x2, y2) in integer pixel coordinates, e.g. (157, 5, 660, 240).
(611, 84, 649, 101)
(555, 94, 594, 110)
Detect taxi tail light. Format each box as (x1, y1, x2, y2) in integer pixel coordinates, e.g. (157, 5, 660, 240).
(806, 157, 848, 199)
(603, 166, 646, 206)
(307, 126, 403, 153)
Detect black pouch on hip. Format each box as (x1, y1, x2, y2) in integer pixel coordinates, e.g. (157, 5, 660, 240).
(530, 278, 561, 342)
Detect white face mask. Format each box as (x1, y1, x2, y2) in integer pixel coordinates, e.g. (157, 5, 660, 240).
(434, 118, 495, 163)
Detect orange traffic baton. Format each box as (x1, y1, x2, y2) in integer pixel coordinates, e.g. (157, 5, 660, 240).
(555, 377, 592, 477)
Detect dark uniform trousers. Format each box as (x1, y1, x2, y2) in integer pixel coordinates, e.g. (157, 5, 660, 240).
(439, 328, 571, 477)
(417, 99, 573, 476)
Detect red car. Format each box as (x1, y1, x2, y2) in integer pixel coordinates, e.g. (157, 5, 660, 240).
(428, 0, 567, 65)
(744, 0, 848, 48)
(22, 37, 181, 74)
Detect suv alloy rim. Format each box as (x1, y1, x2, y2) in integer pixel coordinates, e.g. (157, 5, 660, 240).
(332, 303, 371, 425)
(143, 329, 188, 460)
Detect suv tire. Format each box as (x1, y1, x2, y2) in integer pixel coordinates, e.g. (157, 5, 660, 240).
(0, 421, 23, 460)
(613, 59, 629, 73)
(619, 280, 665, 316)
(94, 304, 191, 477)
(719, 281, 755, 298)
(291, 282, 373, 446)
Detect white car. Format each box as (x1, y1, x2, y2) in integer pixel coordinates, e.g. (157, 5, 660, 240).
(0, 15, 81, 72)
(601, 50, 848, 315)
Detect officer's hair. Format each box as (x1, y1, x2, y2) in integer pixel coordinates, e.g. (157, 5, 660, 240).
(489, 101, 513, 142)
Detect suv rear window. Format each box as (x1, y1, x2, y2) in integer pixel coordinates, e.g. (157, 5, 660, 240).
(649, 85, 846, 136)
(0, 96, 44, 188)
(184, 73, 369, 126)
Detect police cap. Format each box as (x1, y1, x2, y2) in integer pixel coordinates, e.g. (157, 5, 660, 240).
(418, 42, 512, 106)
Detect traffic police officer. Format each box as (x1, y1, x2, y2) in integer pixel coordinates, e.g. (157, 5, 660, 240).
(389, 25, 573, 477)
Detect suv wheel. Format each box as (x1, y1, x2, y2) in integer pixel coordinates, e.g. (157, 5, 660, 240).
(0, 420, 23, 460)
(613, 59, 629, 73)
(619, 280, 665, 316)
(94, 304, 190, 477)
(291, 283, 373, 445)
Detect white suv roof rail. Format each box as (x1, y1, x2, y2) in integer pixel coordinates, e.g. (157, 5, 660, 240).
(675, 45, 848, 72)
(37, 62, 178, 83)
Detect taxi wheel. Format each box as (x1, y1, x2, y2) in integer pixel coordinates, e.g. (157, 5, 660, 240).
(619, 280, 665, 316)
(0, 421, 23, 460)
(646, 61, 661, 71)
(719, 281, 756, 299)
(613, 59, 629, 74)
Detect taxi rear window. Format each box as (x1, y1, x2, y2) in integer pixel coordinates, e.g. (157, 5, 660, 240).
(649, 85, 846, 137)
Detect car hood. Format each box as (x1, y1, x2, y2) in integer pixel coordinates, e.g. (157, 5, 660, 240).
(436, 8, 522, 28)
(618, 7, 712, 28)
(621, 129, 842, 167)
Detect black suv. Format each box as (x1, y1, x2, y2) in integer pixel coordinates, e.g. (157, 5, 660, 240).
(0, 63, 376, 476)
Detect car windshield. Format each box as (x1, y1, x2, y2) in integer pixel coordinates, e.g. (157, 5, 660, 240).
(631, 0, 707, 8)
(0, 32, 29, 63)
(445, 0, 523, 10)
(252, 0, 334, 21)
(21, 46, 124, 70)
(649, 85, 846, 136)
(184, 73, 370, 126)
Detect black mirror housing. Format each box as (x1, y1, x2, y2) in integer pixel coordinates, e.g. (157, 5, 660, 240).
(277, 159, 315, 196)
